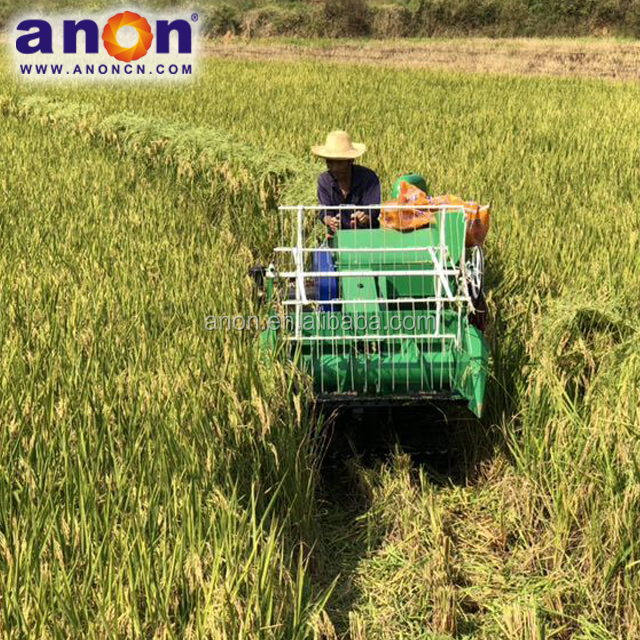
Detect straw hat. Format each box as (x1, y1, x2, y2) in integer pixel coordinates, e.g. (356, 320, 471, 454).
(311, 130, 366, 160)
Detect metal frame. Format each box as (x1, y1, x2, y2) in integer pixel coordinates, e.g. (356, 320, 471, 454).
(268, 204, 476, 350)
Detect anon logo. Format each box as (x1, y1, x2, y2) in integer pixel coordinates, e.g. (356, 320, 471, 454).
(15, 13, 192, 56)
(101, 12, 153, 62)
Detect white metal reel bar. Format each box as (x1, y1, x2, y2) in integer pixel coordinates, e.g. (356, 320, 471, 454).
(271, 204, 472, 347)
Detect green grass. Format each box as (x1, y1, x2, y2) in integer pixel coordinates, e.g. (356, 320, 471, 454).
(2, 0, 640, 38)
(0, 49, 639, 638)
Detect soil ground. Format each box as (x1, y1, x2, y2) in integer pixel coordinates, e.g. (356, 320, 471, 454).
(204, 37, 640, 81)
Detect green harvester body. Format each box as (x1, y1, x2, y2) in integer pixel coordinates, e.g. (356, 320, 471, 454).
(264, 208, 489, 417)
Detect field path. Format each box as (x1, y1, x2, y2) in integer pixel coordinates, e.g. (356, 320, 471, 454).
(3, 32, 639, 81)
(204, 37, 640, 81)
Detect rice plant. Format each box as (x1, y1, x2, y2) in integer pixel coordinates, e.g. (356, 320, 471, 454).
(0, 49, 639, 638)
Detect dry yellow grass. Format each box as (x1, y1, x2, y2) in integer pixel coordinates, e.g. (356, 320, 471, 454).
(204, 37, 640, 81)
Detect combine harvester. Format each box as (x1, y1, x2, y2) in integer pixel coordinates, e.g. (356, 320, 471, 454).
(258, 185, 490, 423)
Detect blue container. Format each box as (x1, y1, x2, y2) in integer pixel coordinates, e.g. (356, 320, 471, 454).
(313, 247, 338, 312)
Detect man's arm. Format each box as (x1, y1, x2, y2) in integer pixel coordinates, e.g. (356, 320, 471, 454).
(318, 176, 339, 232)
(317, 178, 331, 222)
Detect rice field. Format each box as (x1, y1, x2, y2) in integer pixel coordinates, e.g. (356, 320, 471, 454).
(1, 48, 639, 639)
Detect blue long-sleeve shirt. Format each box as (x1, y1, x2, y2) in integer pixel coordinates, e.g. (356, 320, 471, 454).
(317, 165, 381, 230)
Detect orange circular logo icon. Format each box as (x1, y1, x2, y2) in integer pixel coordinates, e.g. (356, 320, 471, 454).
(102, 11, 153, 62)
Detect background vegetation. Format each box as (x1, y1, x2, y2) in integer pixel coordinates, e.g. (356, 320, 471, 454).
(0, 49, 639, 638)
(1, 0, 640, 38)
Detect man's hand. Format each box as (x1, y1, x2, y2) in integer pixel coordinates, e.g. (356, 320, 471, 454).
(324, 216, 340, 233)
(351, 211, 370, 228)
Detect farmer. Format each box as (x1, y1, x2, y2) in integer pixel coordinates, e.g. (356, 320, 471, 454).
(312, 130, 381, 232)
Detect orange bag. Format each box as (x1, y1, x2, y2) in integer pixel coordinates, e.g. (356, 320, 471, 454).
(380, 182, 436, 232)
(381, 182, 490, 247)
